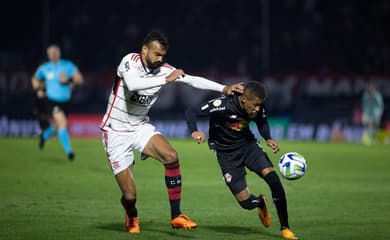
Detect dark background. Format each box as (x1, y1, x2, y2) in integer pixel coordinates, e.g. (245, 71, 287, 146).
(1, 0, 389, 125)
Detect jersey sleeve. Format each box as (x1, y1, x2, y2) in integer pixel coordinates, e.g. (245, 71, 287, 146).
(66, 61, 78, 77)
(185, 98, 226, 133)
(117, 54, 167, 91)
(185, 100, 214, 133)
(255, 107, 272, 140)
(34, 65, 45, 81)
(176, 74, 225, 93)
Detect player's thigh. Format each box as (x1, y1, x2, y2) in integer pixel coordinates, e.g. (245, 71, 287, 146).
(216, 150, 247, 195)
(102, 131, 135, 175)
(49, 101, 69, 128)
(52, 111, 67, 128)
(143, 134, 178, 164)
(131, 123, 177, 164)
(245, 143, 274, 177)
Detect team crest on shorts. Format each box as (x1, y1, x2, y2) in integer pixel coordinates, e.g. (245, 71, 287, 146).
(224, 173, 232, 183)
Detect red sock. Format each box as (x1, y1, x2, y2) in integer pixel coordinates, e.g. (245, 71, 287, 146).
(165, 161, 181, 218)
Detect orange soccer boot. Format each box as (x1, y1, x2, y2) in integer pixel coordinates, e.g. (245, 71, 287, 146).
(171, 214, 198, 230)
(125, 213, 140, 233)
(258, 194, 271, 227)
(281, 227, 298, 239)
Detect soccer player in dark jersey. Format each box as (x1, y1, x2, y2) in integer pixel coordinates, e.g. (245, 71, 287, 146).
(185, 81, 298, 239)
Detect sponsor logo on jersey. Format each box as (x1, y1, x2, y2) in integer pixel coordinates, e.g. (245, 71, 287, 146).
(210, 106, 226, 112)
(228, 120, 249, 131)
(129, 93, 155, 105)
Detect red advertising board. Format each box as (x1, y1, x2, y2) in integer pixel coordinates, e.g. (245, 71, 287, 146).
(68, 114, 103, 138)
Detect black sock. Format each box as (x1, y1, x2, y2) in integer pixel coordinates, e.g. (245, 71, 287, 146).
(169, 199, 181, 218)
(263, 171, 289, 229)
(120, 195, 138, 218)
(238, 194, 264, 210)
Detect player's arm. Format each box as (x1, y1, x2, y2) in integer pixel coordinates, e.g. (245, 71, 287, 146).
(123, 69, 184, 91)
(185, 101, 211, 144)
(31, 68, 46, 98)
(255, 107, 279, 153)
(71, 70, 83, 85)
(119, 56, 183, 91)
(177, 74, 244, 95)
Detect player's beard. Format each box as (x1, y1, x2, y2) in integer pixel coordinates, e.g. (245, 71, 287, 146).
(149, 61, 163, 70)
(146, 57, 163, 71)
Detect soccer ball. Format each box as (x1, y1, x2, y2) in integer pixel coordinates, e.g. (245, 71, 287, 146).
(278, 152, 307, 180)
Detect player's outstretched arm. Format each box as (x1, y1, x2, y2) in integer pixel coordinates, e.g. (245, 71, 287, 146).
(177, 74, 225, 92)
(178, 74, 244, 96)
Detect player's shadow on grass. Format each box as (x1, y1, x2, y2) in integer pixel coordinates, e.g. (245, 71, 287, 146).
(96, 222, 123, 232)
(203, 225, 279, 238)
(96, 221, 197, 238)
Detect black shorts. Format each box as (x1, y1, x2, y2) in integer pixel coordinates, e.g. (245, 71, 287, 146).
(40, 99, 70, 116)
(215, 142, 273, 194)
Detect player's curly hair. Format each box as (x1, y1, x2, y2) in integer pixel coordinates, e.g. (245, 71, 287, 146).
(143, 30, 169, 50)
(244, 81, 268, 99)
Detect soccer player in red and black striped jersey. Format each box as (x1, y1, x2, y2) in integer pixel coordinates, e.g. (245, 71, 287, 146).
(100, 30, 244, 233)
(185, 81, 298, 239)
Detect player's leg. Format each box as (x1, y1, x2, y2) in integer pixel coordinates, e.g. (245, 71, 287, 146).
(102, 131, 140, 233)
(361, 114, 373, 145)
(36, 97, 55, 149)
(261, 169, 297, 239)
(116, 167, 140, 233)
(372, 113, 381, 143)
(246, 144, 297, 239)
(40, 121, 55, 149)
(215, 149, 270, 226)
(140, 132, 197, 229)
(142, 134, 181, 217)
(52, 109, 74, 159)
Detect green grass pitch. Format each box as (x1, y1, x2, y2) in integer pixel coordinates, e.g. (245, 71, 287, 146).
(0, 137, 389, 240)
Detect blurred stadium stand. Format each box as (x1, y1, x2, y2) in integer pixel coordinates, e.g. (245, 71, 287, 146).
(0, 0, 389, 138)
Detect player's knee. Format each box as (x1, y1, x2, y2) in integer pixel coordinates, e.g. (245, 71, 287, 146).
(162, 149, 178, 164)
(264, 171, 286, 199)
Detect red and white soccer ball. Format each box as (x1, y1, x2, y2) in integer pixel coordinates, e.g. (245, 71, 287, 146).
(278, 152, 307, 180)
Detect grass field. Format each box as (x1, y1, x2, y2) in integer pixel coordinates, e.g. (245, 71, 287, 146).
(0, 137, 389, 240)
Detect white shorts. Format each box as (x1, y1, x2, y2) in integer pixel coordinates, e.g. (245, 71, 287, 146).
(101, 123, 160, 175)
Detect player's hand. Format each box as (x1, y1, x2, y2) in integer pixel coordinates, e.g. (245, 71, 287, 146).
(166, 69, 185, 83)
(266, 139, 279, 153)
(191, 131, 206, 144)
(223, 82, 244, 95)
(36, 89, 46, 98)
